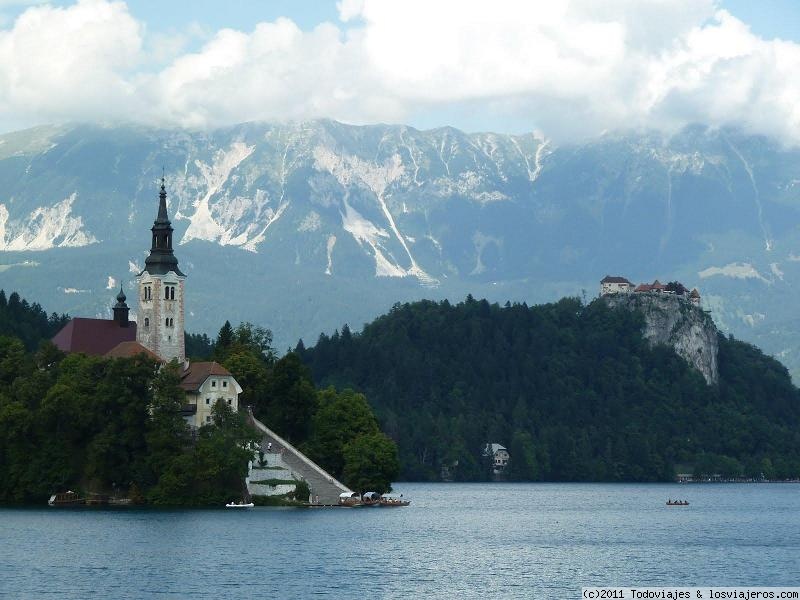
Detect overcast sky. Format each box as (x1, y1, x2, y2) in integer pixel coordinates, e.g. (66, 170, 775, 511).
(0, 0, 799, 142)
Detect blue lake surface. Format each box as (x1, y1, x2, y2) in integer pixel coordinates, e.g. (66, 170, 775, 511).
(1, 483, 799, 599)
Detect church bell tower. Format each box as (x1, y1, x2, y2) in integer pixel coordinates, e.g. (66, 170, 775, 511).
(136, 177, 186, 363)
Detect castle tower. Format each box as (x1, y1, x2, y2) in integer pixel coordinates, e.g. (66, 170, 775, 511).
(136, 177, 186, 363)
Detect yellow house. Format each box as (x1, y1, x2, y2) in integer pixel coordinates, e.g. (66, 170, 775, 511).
(179, 362, 243, 427)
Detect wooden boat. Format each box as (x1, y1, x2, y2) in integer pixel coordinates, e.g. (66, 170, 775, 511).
(48, 491, 85, 506)
(338, 492, 363, 507)
(225, 501, 254, 508)
(666, 499, 690, 506)
(361, 492, 381, 506)
(379, 496, 410, 507)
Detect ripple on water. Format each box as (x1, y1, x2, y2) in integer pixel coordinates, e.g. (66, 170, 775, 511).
(1, 483, 799, 599)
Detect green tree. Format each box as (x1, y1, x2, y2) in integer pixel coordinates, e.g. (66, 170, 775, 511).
(187, 400, 259, 504)
(0, 290, 69, 350)
(306, 387, 380, 477)
(232, 322, 276, 363)
(0, 398, 35, 502)
(509, 430, 538, 481)
(263, 352, 317, 442)
(0, 336, 28, 385)
(146, 360, 189, 487)
(223, 349, 269, 412)
(148, 400, 259, 505)
(214, 320, 234, 359)
(85, 354, 155, 488)
(341, 432, 400, 494)
(185, 332, 214, 360)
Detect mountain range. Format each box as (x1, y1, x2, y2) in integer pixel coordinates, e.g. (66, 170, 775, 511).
(0, 120, 799, 376)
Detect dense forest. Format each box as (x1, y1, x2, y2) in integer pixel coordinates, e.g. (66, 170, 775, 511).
(0, 291, 398, 504)
(297, 296, 800, 482)
(0, 290, 69, 350)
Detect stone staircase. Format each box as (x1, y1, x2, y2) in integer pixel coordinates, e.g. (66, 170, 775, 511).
(247, 451, 300, 497)
(247, 408, 350, 505)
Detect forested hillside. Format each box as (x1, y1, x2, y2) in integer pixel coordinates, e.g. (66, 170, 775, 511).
(0, 289, 69, 350)
(298, 296, 800, 482)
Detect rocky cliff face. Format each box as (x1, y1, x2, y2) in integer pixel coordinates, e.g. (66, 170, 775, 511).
(603, 293, 719, 385)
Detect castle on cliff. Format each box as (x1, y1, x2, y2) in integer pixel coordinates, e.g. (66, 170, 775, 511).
(600, 275, 701, 306)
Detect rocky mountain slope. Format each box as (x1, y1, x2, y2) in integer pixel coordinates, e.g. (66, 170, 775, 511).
(0, 121, 798, 375)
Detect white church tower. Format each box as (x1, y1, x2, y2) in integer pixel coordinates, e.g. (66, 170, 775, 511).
(136, 177, 186, 363)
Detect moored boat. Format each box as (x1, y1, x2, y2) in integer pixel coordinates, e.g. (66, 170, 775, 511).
(225, 501, 254, 508)
(666, 499, 690, 506)
(361, 491, 381, 506)
(338, 492, 363, 507)
(379, 495, 410, 507)
(48, 491, 85, 506)
(85, 493, 110, 506)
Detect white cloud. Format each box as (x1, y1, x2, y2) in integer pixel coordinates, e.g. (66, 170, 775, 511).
(346, 0, 800, 140)
(0, 0, 143, 125)
(1, 0, 800, 142)
(147, 27, 197, 66)
(741, 312, 765, 327)
(106, 275, 116, 289)
(147, 17, 393, 128)
(698, 262, 768, 282)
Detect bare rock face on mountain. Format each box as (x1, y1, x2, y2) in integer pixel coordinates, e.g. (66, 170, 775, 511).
(0, 121, 798, 379)
(604, 293, 719, 385)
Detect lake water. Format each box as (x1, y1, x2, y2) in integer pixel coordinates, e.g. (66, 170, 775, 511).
(1, 483, 799, 599)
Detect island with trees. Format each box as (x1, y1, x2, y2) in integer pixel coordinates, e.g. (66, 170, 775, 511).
(0, 290, 398, 506)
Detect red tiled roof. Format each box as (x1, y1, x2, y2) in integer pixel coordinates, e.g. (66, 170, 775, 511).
(179, 361, 233, 392)
(52, 318, 137, 356)
(601, 275, 631, 284)
(105, 341, 161, 361)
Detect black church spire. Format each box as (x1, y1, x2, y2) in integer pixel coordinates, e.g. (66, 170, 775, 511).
(143, 177, 185, 276)
(156, 177, 169, 224)
(113, 285, 130, 327)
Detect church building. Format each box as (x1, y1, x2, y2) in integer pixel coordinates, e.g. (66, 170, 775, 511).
(137, 178, 187, 363)
(53, 178, 241, 428)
